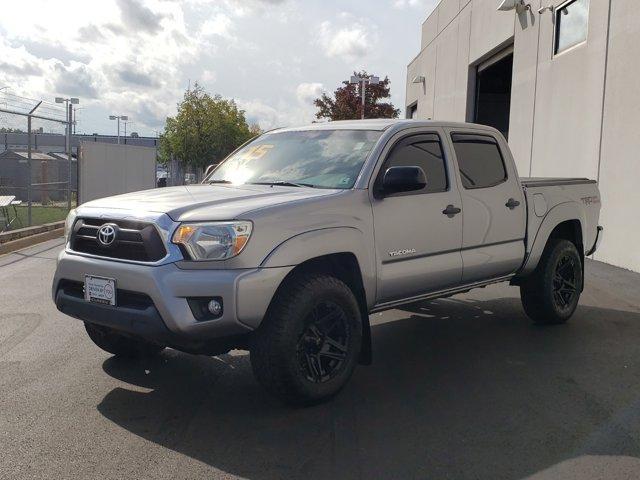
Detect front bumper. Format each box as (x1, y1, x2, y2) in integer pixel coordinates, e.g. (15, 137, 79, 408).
(52, 250, 292, 344)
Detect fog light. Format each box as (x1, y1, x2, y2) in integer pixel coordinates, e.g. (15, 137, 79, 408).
(187, 296, 223, 321)
(207, 299, 222, 316)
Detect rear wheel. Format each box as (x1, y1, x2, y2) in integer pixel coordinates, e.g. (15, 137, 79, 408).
(520, 239, 582, 325)
(84, 322, 165, 357)
(250, 273, 362, 406)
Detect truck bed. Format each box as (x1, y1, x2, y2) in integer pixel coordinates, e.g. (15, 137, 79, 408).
(521, 177, 597, 188)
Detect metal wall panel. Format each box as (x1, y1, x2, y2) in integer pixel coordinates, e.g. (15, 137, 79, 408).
(79, 142, 156, 205)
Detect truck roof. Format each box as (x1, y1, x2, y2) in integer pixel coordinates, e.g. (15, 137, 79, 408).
(269, 119, 499, 133)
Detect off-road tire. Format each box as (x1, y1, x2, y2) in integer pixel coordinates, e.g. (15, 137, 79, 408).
(84, 322, 165, 357)
(520, 239, 583, 325)
(250, 273, 362, 406)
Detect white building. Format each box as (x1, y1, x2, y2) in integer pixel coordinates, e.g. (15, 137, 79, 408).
(406, 0, 640, 272)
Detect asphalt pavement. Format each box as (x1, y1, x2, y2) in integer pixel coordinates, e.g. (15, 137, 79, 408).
(2, 238, 640, 480)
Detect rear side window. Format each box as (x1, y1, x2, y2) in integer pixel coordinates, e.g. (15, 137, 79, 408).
(451, 134, 507, 189)
(385, 134, 448, 194)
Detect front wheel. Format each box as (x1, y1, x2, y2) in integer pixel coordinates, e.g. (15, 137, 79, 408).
(84, 322, 165, 358)
(250, 273, 362, 406)
(520, 239, 583, 325)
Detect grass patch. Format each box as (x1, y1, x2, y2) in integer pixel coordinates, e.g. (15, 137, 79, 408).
(3, 205, 70, 231)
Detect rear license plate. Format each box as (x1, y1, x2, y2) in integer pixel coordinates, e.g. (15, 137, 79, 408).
(84, 275, 117, 306)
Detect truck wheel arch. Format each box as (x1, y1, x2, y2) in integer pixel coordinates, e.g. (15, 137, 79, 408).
(260, 228, 375, 364)
(260, 227, 376, 307)
(519, 202, 586, 277)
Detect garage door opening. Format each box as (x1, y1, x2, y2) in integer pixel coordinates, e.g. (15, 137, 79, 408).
(473, 49, 513, 140)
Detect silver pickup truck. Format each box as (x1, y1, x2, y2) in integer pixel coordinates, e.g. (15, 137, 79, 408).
(53, 120, 602, 405)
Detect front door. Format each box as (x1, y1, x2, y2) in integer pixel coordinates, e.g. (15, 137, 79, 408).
(371, 132, 464, 304)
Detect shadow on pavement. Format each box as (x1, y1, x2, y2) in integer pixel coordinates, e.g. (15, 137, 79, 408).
(97, 297, 640, 480)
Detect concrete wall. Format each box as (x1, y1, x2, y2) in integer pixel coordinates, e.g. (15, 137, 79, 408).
(596, 0, 640, 272)
(529, 0, 609, 180)
(79, 142, 156, 204)
(406, 0, 640, 272)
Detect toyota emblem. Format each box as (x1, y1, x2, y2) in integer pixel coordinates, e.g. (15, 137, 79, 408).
(97, 224, 117, 247)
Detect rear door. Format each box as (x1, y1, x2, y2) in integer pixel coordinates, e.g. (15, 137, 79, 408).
(371, 130, 463, 303)
(445, 129, 526, 283)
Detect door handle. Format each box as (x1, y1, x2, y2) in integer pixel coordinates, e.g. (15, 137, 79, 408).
(442, 204, 462, 217)
(505, 198, 521, 210)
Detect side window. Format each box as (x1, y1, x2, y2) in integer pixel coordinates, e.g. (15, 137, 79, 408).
(451, 134, 507, 189)
(384, 134, 448, 194)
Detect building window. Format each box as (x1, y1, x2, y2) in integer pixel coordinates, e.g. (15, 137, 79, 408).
(555, 0, 590, 55)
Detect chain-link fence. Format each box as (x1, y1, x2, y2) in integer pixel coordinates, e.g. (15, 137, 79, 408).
(0, 91, 77, 232)
(161, 156, 206, 187)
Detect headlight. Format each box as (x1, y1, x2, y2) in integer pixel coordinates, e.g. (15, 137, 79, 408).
(172, 221, 252, 261)
(64, 209, 77, 241)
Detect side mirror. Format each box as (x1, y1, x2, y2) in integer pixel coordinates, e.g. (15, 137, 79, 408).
(380, 166, 426, 196)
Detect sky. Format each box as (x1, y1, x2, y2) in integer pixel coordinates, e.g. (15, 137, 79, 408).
(0, 0, 438, 137)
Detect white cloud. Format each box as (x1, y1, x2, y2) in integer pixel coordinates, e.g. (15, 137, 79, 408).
(296, 82, 324, 105)
(220, 0, 288, 17)
(392, 0, 429, 9)
(238, 99, 288, 130)
(0, 0, 420, 135)
(239, 90, 320, 130)
(318, 17, 377, 62)
(0, 0, 198, 131)
(200, 13, 234, 39)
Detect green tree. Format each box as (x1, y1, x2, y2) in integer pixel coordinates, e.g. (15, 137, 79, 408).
(314, 71, 400, 121)
(159, 83, 256, 168)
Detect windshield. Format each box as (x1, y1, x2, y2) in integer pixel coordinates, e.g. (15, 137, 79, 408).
(206, 129, 382, 189)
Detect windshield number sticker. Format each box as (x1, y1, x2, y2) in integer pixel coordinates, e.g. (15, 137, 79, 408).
(243, 144, 274, 160)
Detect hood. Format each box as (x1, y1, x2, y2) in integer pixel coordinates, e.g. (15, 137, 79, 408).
(79, 184, 343, 221)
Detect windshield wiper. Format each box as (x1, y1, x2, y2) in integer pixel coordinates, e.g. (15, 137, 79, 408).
(207, 179, 232, 184)
(250, 181, 315, 188)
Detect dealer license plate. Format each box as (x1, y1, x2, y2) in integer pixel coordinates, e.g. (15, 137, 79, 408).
(84, 275, 117, 306)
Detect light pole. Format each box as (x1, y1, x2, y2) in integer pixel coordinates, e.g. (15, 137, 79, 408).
(55, 96, 80, 210)
(109, 115, 128, 144)
(123, 120, 132, 141)
(349, 74, 380, 119)
(72, 107, 85, 135)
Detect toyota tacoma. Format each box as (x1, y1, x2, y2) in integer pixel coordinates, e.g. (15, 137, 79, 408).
(53, 120, 603, 405)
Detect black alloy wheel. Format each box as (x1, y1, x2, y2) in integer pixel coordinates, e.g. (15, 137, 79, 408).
(553, 253, 579, 311)
(250, 273, 362, 405)
(520, 239, 583, 325)
(297, 300, 351, 383)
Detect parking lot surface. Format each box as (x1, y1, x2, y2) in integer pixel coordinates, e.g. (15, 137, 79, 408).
(2, 238, 640, 480)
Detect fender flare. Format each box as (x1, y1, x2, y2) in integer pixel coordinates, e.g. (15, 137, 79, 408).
(520, 201, 586, 276)
(260, 227, 377, 310)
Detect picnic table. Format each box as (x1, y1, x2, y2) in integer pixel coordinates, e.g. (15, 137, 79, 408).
(0, 195, 22, 232)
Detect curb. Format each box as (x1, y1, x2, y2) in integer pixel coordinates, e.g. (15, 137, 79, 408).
(0, 228, 64, 255)
(0, 221, 65, 244)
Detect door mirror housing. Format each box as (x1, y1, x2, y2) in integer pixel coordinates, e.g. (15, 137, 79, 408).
(380, 166, 427, 196)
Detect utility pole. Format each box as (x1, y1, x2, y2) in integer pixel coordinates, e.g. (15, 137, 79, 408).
(55, 97, 79, 210)
(67, 103, 72, 209)
(109, 115, 128, 144)
(349, 74, 380, 120)
(123, 120, 131, 142)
